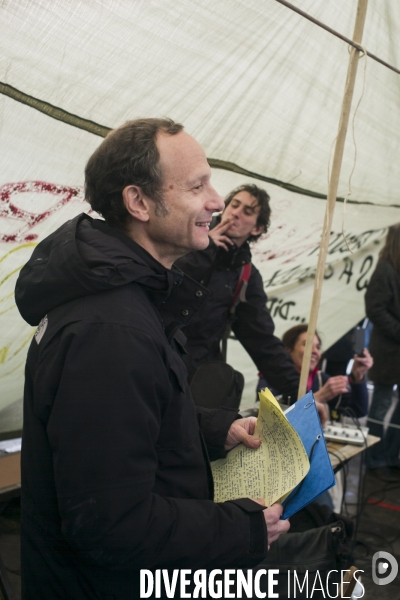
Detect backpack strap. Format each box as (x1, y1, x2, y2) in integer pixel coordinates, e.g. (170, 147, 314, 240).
(222, 262, 252, 361)
(230, 262, 252, 315)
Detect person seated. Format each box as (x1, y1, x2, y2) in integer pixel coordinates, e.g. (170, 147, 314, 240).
(282, 324, 373, 420)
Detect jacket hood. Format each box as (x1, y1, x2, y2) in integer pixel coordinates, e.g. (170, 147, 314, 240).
(15, 214, 177, 326)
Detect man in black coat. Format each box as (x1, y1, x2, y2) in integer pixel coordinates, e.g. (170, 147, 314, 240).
(15, 119, 289, 599)
(176, 185, 303, 403)
(365, 234, 400, 471)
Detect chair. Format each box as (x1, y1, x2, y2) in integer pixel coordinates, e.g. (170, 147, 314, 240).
(0, 452, 21, 600)
(338, 565, 359, 599)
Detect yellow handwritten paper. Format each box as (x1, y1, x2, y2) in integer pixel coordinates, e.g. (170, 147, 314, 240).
(211, 388, 310, 506)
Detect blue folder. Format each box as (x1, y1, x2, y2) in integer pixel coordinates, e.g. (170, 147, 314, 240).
(281, 391, 335, 519)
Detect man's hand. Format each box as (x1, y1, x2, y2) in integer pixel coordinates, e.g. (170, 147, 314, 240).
(350, 348, 373, 383)
(252, 501, 290, 549)
(224, 417, 260, 451)
(208, 219, 235, 251)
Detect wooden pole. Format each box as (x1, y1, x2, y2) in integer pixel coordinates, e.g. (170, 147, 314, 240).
(298, 0, 369, 399)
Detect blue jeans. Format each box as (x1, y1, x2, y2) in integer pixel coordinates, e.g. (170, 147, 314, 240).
(367, 383, 400, 467)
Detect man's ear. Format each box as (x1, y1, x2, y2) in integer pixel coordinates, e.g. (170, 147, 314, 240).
(122, 185, 150, 222)
(250, 224, 264, 238)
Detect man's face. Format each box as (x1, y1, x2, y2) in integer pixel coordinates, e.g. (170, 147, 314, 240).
(221, 190, 263, 247)
(144, 131, 224, 267)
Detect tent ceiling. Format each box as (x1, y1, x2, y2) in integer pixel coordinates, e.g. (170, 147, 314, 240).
(1, 0, 399, 205)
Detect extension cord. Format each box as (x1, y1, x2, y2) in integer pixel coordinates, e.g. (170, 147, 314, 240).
(323, 422, 368, 446)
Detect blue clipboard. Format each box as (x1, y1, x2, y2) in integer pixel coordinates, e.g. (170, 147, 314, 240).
(281, 391, 335, 519)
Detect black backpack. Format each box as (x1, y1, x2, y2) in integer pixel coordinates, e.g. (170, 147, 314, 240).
(190, 361, 244, 411)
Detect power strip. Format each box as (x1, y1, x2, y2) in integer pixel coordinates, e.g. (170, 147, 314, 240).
(323, 423, 369, 446)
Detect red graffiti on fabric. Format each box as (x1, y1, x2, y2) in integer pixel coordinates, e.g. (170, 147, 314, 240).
(0, 181, 84, 243)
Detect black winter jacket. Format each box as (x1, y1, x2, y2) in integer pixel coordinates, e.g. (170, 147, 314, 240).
(176, 239, 300, 401)
(365, 259, 400, 384)
(15, 215, 268, 600)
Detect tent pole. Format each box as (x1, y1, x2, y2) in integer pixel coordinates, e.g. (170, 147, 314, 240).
(298, 0, 369, 399)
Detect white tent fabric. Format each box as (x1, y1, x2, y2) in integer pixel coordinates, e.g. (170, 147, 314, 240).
(1, 0, 399, 428)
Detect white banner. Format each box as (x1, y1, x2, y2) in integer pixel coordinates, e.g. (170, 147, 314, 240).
(2, 168, 398, 427)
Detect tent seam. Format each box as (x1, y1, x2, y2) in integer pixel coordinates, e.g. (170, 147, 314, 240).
(1, 81, 400, 209)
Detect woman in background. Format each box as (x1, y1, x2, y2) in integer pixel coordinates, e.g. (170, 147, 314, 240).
(282, 324, 373, 420)
(365, 223, 400, 470)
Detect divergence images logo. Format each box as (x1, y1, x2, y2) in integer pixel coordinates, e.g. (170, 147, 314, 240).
(372, 551, 398, 586)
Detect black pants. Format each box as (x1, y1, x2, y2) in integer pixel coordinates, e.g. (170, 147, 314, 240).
(367, 383, 400, 468)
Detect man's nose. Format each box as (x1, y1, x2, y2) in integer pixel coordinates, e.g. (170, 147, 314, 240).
(207, 186, 224, 212)
(231, 204, 242, 217)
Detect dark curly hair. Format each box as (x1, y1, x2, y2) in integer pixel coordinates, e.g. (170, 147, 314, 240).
(224, 184, 271, 243)
(85, 118, 183, 229)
